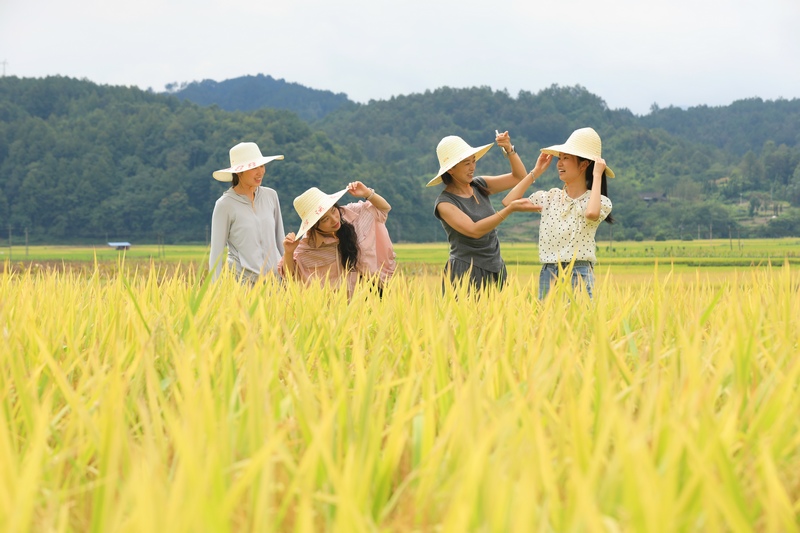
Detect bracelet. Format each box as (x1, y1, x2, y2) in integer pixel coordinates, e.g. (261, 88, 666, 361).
(497, 210, 506, 221)
(365, 188, 375, 201)
(503, 145, 515, 158)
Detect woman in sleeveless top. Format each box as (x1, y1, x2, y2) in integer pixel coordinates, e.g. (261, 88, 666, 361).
(428, 131, 539, 291)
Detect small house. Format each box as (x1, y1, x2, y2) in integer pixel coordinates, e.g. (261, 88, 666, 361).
(639, 192, 668, 205)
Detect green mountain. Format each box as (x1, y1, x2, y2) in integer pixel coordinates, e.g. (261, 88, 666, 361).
(166, 74, 353, 121)
(642, 99, 800, 155)
(1, 75, 799, 246)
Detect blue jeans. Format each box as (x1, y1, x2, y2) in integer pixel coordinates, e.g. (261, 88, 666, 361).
(538, 261, 595, 299)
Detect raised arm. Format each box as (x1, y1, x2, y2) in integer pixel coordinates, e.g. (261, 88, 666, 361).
(347, 181, 391, 212)
(585, 158, 606, 221)
(502, 153, 553, 206)
(481, 131, 529, 194)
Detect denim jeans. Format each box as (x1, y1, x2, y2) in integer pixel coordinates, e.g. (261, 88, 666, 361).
(538, 261, 595, 299)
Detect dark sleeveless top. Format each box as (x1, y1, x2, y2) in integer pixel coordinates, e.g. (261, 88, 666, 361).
(433, 177, 504, 272)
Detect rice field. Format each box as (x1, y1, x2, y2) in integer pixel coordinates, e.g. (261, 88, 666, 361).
(1, 254, 799, 531)
(2, 237, 799, 266)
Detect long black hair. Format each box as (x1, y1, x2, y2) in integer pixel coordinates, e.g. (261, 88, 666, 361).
(440, 172, 491, 198)
(579, 158, 614, 224)
(311, 204, 360, 270)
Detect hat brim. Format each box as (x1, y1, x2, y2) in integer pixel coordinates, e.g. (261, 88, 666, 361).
(540, 146, 614, 178)
(295, 189, 348, 240)
(427, 143, 494, 187)
(213, 155, 285, 182)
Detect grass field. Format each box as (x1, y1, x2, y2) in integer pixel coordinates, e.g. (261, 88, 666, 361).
(2, 237, 799, 269)
(1, 242, 799, 531)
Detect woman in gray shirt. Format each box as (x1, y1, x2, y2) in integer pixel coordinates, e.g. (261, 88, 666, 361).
(428, 131, 540, 291)
(209, 142, 286, 283)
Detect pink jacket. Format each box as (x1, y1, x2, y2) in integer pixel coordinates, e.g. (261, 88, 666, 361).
(278, 201, 396, 292)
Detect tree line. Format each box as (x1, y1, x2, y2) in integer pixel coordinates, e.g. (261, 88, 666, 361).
(1, 76, 799, 245)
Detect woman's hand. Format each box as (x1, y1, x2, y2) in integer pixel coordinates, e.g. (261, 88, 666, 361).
(283, 232, 300, 253)
(347, 181, 371, 198)
(533, 153, 553, 176)
(495, 130, 513, 153)
(593, 158, 606, 180)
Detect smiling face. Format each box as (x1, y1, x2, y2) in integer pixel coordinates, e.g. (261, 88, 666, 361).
(447, 155, 477, 185)
(236, 165, 265, 189)
(315, 205, 342, 235)
(556, 153, 589, 184)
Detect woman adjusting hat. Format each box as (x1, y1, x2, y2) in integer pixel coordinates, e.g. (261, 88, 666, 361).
(280, 181, 396, 297)
(503, 127, 614, 299)
(209, 142, 286, 283)
(430, 131, 539, 291)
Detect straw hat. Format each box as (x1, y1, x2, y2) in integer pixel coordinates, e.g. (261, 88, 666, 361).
(540, 127, 614, 178)
(426, 136, 494, 187)
(293, 187, 348, 240)
(213, 142, 284, 182)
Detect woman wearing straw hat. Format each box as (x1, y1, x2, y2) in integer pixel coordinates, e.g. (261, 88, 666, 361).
(429, 131, 539, 291)
(279, 181, 396, 296)
(502, 127, 614, 299)
(209, 141, 286, 283)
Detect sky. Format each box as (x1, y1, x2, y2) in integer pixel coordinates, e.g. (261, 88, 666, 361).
(2, 0, 799, 116)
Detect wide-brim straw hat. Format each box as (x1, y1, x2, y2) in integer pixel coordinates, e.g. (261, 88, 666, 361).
(540, 127, 615, 178)
(213, 142, 284, 182)
(426, 135, 494, 187)
(293, 187, 348, 240)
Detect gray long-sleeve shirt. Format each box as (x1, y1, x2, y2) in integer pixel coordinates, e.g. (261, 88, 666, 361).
(209, 187, 285, 282)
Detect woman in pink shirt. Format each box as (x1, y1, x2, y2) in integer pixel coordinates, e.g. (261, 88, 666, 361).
(280, 181, 396, 296)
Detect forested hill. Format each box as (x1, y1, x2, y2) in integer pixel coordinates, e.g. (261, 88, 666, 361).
(0, 76, 388, 242)
(642, 99, 800, 155)
(1, 75, 800, 246)
(316, 85, 800, 241)
(166, 74, 353, 121)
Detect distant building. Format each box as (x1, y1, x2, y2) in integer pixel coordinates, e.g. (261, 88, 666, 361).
(639, 192, 668, 204)
(108, 242, 131, 250)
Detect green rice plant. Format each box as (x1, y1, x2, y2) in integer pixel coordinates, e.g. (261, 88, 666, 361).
(0, 261, 798, 531)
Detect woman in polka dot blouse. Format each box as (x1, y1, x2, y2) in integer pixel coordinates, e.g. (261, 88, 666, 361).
(502, 127, 614, 299)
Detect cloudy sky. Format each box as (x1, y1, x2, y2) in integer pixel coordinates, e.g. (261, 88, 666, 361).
(2, 0, 799, 115)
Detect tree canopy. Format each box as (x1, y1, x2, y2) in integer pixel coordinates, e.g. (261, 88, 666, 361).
(1, 76, 799, 245)
(166, 74, 352, 122)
